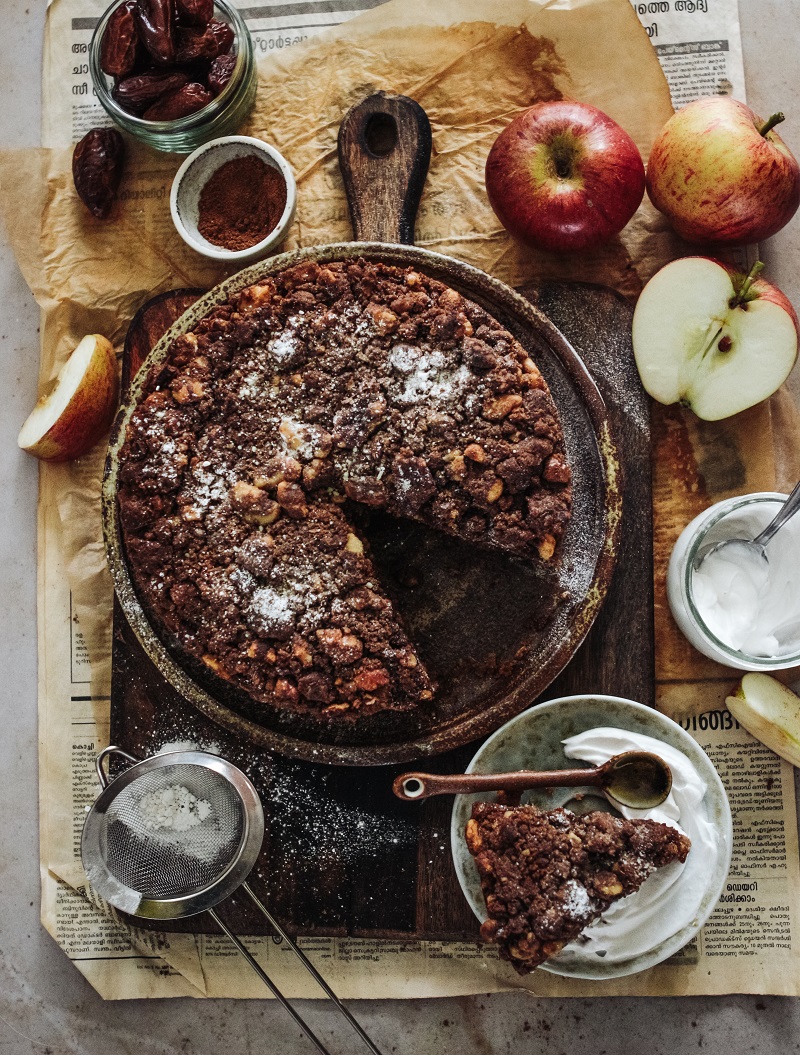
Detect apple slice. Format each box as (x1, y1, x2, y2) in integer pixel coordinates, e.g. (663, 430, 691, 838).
(632, 257, 798, 420)
(18, 334, 119, 461)
(727, 672, 800, 767)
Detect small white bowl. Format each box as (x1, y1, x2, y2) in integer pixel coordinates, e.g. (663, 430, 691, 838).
(170, 135, 297, 263)
(667, 492, 800, 671)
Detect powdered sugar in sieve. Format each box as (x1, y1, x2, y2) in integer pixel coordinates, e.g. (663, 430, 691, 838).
(100, 762, 245, 900)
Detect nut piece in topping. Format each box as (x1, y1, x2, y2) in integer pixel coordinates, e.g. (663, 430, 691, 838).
(344, 532, 364, 555)
(230, 481, 280, 525)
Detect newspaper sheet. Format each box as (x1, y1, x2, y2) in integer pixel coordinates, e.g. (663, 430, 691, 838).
(43, 0, 747, 147)
(10, 0, 800, 1001)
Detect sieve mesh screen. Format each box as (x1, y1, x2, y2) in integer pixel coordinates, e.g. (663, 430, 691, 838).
(99, 763, 245, 899)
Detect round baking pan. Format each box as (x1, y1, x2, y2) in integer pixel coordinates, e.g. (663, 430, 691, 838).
(102, 93, 623, 766)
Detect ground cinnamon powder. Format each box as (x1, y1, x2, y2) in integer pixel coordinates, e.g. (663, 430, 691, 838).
(197, 154, 287, 251)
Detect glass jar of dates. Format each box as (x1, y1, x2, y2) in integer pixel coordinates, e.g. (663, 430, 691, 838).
(89, 0, 256, 154)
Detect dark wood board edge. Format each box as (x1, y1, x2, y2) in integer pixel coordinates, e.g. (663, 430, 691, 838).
(523, 282, 655, 707)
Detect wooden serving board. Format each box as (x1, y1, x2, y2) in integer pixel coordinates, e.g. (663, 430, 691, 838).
(110, 281, 653, 940)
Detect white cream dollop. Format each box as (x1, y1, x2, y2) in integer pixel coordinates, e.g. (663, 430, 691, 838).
(691, 503, 800, 658)
(550, 727, 718, 967)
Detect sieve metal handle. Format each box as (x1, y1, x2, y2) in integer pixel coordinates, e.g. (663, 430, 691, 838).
(95, 746, 141, 789)
(242, 882, 383, 1055)
(208, 909, 333, 1055)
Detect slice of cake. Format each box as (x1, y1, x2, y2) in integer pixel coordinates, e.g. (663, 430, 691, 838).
(465, 800, 691, 973)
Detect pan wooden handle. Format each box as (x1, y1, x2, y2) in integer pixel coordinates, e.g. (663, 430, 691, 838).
(337, 91, 432, 245)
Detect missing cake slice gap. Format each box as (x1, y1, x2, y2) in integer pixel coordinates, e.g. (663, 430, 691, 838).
(465, 800, 691, 973)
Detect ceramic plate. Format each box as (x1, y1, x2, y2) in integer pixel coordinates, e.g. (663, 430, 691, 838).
(451, 695, 733, 979)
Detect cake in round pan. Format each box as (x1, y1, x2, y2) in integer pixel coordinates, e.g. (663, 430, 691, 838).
(117, 259, 572, 720)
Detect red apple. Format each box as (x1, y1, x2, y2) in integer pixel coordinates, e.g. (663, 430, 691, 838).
(632, 258, 798, 421)
(646, 96, 800, 245)
(18, 334, 119, 461)
(484, 100, 646, 253)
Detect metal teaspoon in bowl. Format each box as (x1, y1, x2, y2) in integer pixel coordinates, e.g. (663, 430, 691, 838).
(693, 480, 800, 572)
(393, 750, 673, 810)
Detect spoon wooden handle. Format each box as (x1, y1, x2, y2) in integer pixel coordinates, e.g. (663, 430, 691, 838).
(337, 91, 432, 244)
(393, 767, 603, 801)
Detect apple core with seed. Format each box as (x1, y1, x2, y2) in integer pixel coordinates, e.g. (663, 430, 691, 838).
(632, 257, 798, 421)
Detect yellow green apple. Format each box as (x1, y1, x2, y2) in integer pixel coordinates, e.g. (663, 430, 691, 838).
(646, 96, 800, 245)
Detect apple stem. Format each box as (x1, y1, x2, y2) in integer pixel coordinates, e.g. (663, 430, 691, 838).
(730, 259, 768, 308)
(730, 260, 765, 308)
(757, 112, 785, 138)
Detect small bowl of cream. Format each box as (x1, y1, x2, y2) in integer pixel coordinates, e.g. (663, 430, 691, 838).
(170, 135, 297, 263)
(667, 492, 800, 671)
(451, 695, 732, 979)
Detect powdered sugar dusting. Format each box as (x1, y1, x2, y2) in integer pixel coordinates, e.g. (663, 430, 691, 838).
(388, 343, 472, 408)
(268, 321, 305, 366)
(252, 759, 418, 872)
(248, 584, 300, 637)
(186, 461, 231, 513)
(137, 783, 212, 833)
(561, 878, 593, 920)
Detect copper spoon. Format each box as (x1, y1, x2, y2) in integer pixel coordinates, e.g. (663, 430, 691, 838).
(393, 751, 673, 810)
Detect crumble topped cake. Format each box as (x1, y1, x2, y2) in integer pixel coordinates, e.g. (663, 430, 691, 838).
(117, 259, 572, 720)
(465, 801, 691, 973)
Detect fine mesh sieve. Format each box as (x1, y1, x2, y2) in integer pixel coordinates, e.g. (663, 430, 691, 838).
(82, 748, 262, 919)
(101, 764, 245, 899)
(82, 747, 382, 1055)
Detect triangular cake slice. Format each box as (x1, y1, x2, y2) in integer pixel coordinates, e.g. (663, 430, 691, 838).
(465, 800, 691, 973)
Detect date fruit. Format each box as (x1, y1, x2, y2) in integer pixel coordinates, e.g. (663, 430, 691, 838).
(142, 82, 213, 121)
(175, 0, 214, 25)
(99, 0, 237, 124)
(100, 0, 139, 77)
(175, 18, 233, 63)
(136, 0, 176, 66)
(72, 128, 126, 220)
(113, 70, 190, 114)
(206, 18, 234, 54)
(207, 52, 235, 96)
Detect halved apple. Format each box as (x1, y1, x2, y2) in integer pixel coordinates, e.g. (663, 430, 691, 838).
(632, 257, 799, 421)
(18, 334, 119, 461)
